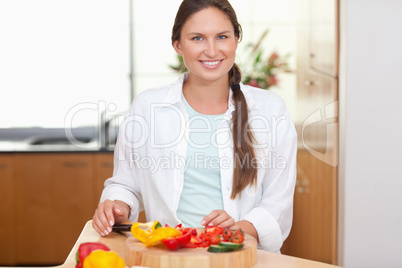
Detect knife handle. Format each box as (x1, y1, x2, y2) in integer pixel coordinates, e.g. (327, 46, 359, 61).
(112, 224, 132, 232)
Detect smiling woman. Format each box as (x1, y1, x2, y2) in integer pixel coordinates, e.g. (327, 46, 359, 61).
(0, 0, 131, 128)
(92, 0, 297, 255)
(172, 7, 239, 86)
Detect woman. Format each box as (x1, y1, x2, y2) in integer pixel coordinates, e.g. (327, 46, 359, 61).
(92, 0, 297, 253)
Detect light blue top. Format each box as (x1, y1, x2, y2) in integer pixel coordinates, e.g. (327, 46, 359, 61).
(176, 95, 225, 227)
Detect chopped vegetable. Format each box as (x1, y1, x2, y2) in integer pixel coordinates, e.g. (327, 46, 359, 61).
(83, 250, 125, 268)
(161, 231, 192, 250)
(183, 227, 197, 236)
(205, 226, 223, 236)
(173, 231, 192, 246)
(207, 229, 245, 253)
(130, 221, 246, 252)
(145, 227, 181, 247)
(75, 242, 110, 268)
(208, 234, 221, 245)
(207, 245, 234, 253)
(230, 233, 244, 243)
(130, 221, 161, 243)
(222, 229, 233, 239)
(190, 235, 203, 245)
(219, 242, 244, 250)
(162, 237, 180, 250)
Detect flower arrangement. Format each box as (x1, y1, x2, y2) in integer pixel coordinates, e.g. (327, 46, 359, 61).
(241, 29, 292, 89)
(169, 29, 291, 90)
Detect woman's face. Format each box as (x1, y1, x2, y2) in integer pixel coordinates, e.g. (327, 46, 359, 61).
(173, 7, 238, 85)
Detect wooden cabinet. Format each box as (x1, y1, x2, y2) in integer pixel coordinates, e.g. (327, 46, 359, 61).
(281, 150, 337, 263)
(94, 153, 114, 206)
(0, 155, 17, 265)
(281, 0, 339, 265)
(0, 152, 114, 266)
(14, 154, 95, 265)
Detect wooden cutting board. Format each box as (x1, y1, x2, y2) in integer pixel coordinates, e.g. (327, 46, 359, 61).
(125, 234, 257, 268)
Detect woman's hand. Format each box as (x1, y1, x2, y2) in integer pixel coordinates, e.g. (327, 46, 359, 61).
(92, 199, 130, 236)
(229, 220, 259, 242)
(200, 210, 235, 229)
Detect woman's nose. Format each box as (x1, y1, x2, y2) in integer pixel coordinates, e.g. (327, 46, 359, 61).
(205, 40, 218, 57)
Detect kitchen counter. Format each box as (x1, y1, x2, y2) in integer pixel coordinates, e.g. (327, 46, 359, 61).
(57, 221, 341, 268)
(0, 141, 115, 153)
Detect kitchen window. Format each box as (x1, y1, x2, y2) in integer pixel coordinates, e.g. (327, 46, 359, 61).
(0, 0, 132, 131)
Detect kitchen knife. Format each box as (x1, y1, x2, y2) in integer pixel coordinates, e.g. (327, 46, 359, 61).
(112, 224, 132, 232)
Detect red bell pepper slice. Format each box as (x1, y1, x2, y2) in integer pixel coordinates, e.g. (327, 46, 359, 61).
(199, 241, 210, 248)
(190, 235, 203, 245)
(208, 234, 221, 245)
(205, 226, 223, 235)
(75, 242, 110, 267)
(174, 231, 192, 246)
(162, 237, 180, 250)
(161, 231, 192, 250)
(182, 242, 197, 248)
(183, 228, 197, 236)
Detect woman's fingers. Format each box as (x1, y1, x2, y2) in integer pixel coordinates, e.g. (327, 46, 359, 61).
(201, 210, 235, 229)
(113, 200, 130, 224)
(92, 200, 126, 236)
(92, 209, 108, 236)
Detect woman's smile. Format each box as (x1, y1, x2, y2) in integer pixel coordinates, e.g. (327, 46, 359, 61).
(199, 59, 224, 68)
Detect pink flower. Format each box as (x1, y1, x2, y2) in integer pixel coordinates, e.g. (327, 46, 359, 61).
(247, 79, 260, 88)
(268, 52, 279, 64)
(266, 75, 278, 87)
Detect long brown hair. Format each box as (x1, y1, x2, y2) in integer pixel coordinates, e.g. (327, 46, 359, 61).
(171, 0, 257, 199)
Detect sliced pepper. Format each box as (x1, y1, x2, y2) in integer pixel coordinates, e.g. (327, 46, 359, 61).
(162, 237, 180, 250)
(205, 226, 223, 235)
(145, 227, 181, 247)
(190, 235, 203, 245)
(161, 231, 192, 250)
(182, 228, 197, 236)
(173, 231, 192, 246)
(75, 242, 110, 268)
(83, 250, 125, 268)
(130, 221, 161, 243)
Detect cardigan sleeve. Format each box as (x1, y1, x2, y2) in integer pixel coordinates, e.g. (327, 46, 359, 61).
(243, 99, 297, 252)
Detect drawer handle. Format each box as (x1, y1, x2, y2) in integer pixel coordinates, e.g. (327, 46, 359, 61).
(100, 162, 113, 168)
(304, 80, 315, 87)
(296, 164, 310, 194)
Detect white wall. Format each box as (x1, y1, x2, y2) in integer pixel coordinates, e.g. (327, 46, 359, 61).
(339, 0, 402, 267)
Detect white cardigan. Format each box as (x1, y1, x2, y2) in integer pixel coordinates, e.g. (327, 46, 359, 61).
(100, 75, 297, 252)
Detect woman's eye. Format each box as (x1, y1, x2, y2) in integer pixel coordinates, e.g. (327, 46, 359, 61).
(218, 35, 227, 40)
(192, 36, 203, 41)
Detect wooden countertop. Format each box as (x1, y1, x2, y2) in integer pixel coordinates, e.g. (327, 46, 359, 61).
(58, 221, 341, 268)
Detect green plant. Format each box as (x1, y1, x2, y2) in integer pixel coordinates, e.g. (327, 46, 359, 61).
(242, 29, 292, 89)
(169, 54, 187, 73)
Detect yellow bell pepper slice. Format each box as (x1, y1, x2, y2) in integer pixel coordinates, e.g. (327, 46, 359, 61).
(144, 227, 181, 247)
(130, 221, 160, 243)
(83, 250, 124, 268)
